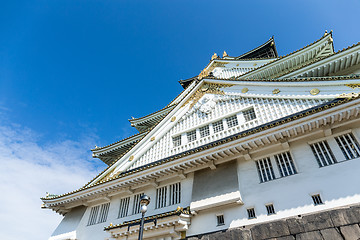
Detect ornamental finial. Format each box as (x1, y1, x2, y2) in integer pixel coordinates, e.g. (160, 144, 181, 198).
(222, 51, 228, 58)
(211, 53, 218, 60)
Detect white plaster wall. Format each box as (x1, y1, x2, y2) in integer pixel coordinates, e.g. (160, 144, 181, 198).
(70, 174, 194, 240)
(187, 126, 360, 237)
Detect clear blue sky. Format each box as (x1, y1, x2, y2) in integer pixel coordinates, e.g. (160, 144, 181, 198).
(1, 1, 360, 239)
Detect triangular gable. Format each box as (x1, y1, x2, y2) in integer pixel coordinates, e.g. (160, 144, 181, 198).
(90, 77, 360, 185)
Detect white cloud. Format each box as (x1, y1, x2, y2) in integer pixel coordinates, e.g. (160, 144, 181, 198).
(0, 122, 105, 240)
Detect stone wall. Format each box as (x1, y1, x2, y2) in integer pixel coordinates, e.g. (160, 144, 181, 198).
(187, 205, 360, 240)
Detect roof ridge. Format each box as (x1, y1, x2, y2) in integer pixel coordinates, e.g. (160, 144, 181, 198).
(237, 32, 332, 79)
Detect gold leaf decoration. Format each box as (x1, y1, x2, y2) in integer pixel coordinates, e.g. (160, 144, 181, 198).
(129, 155, 134, 161)
(182, 83, 234, 109)
(241, 88, 249, 93)
(310, 88, 320, 95)
(171, 116, 176, 122)
(345, 84, 360, 89)
(272, 89, 280, 94)
(150, 137, 155, 141)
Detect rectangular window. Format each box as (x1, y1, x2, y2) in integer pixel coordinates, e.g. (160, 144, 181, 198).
(132, 193, 143, 214)
(118, 197, 130, 218)
(216, 215, 225, 226)
(187, 130, 197, 142)
(173, 135, 182, 147)
(97, 202, 110, 223)
(199, 125, 210, 138)
(312, 194, 323, 205)
(274, 152, 297, 177)
(243, 108, 256, 122)
(247, 208, 256, 219)
(255, 157, 276, 182)
(156, 186, 167, 209)
(310, 140, 337, 167)
(169, 182, 181, 205)
(87, 205, 100, 226)
(226, 115, 238, 128)
(266, 204, 276, 215)
(335, 133, 360, 160)
(213, 120, 224, 133)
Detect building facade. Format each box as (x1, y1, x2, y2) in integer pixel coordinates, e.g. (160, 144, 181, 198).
(42, 31, 360, 240)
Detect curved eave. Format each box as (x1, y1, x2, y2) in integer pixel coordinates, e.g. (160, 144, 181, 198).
(92, 131, 148, 157)
(238, 32, 334, 80)
(41, 94, 360, 204)
(236, 37, 278, 59)
(129, 105, 176, 132)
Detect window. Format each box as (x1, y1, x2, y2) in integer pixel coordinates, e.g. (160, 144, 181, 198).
(169, 182, 181, 205)
(274, 152, 297, 177)
(310, 140, 337, 167)
(243, 108, 256, 122)
(216, 215, 225, 226)
(156, 186, 167, 209)
(173, 135, 181, 147)
(187, 130, 197, 142)
(335, 133, 360, 160)
(213, 120, 224, 133)
(312, 194, 323, 205)
(266, 204, 276, 215)
(87, 203, 110, 226)
(118, 197, 130, 218)
(226, 115, 238, 128)
(255, 157, 276, 182)
(98, 202, 110, 223)
(132, 193, 144, 214)
(87, 205, 100, 226)
(247, 208, 256, 219)
(199, 125, 210, 138)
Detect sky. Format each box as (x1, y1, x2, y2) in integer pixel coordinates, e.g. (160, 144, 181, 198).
(0, 0, 360, 239)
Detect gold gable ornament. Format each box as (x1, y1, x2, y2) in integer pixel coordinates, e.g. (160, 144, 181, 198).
(310, 88, 320, 95)
(211, 53, 218, 60)
(222, 51, 228, 58)
(129, 155, 134, 161)
(272, 89, 280, 94)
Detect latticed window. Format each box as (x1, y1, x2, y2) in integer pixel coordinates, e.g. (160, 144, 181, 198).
(87, 203, 110, 226)
(216, 215, 225, 226)
(274, 152, 297, 177)
(132, 193, 143, 214)
(98, 203, 110, 223)
(266, 204, 276, 215)
(199, 125, 210, 138)
(243, 108, 256, 122)
(226, 115, 238, 128)
(213, 120, 224, 133)
(187, 130, 197, 142)
(156, 186, 167, 209)
(312, 194, 323, 205)
(87, 205, 100, 226)
(169, 182, 181, 205)
(335, 133, 360, 160)
(255, 157, 276, 182)
(173, 135, 181, 147)
(118, 197, 130, 218)
(247, 208, 256, 219)
(310, 140, 337, 167)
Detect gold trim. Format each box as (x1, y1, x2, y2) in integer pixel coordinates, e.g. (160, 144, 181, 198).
(345, 84, 360, 89)
(241, 88, 249, 93)
(310, 88, 320, 95)
(129, 155, 134, 161)
(171, 116, 176, 122)
(339, 92, 360, 99)
(150, 137, 155, 141)
(182, 83, 234, 109)
(272, 89, 280, 94)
